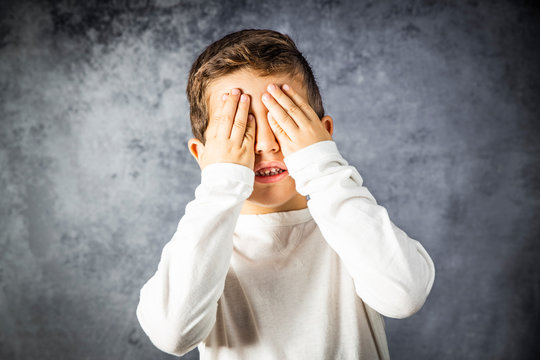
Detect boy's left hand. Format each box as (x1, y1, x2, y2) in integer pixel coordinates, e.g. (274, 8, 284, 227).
(262, 83, 332, 157)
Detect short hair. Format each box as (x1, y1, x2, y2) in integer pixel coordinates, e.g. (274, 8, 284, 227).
(186, 28, 325, 143)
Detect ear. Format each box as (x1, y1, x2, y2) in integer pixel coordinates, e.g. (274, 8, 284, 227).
(188, 137, 205, 168)
(321, 115, 334, 136)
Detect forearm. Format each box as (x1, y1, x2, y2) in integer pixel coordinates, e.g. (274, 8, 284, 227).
(285, 141, 435, 319)
(136, 163, 254, 355)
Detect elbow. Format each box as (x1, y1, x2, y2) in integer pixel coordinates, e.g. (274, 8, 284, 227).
(390, 247, 436, 319)
(136, 303, 185, 355)
(369, 286, 429, 319)
(144, 332, 189, 357)
(136, 301, 214, 356)
(384, 290, 429, 319)
(149, 335, 199, 357)
(360, 284, 432, 320)
(383, 267, 436, 319)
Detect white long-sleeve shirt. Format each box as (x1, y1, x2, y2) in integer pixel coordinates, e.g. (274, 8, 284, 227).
(136, 140, 435, 359)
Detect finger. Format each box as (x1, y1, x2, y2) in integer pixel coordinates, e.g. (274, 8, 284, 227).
(261, 91, 298, 137)
(230, 93, 250, 144)
(280, 83, 320, 123)
(216, 89, 241, 138)
(266, 83, 314, 126)
(205, 92, 228, 139)
(243, 113, 256, 146)
(267, 111, 292, 144)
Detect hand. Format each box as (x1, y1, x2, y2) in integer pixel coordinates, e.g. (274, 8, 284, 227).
(198, 88, 256, 170)
(261, 83, 332, 157)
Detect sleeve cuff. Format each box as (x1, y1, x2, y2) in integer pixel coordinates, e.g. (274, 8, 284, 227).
(201, 163, 255, 187)
(199, 163, 255, 200)
(283, 141, 355, 197)
(284, 140, 345, 174)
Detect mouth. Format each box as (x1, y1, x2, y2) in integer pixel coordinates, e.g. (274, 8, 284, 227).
(254, 162, 289, 184)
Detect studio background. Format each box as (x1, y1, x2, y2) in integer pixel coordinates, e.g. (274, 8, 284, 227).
(1, 0, 539, 359)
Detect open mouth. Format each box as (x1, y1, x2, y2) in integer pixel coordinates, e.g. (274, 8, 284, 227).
(254, 163, 288, 183)
(255, 167, 286, 177)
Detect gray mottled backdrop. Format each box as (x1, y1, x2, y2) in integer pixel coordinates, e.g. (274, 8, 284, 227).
(1, 0, 539, 359)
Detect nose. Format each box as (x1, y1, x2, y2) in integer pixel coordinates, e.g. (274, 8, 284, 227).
(254, 111, 280, 154)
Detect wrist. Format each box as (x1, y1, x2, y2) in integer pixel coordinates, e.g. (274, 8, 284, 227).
(284, 140, 340, 172)
(202, 162, 255, 179)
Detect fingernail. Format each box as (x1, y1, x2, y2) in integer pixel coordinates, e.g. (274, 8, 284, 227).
(267, 84, 276, 91)
(222, 93, 228, 101)
(248, 114, 254, 121)
(282, 84, 290, 91)
(262, 93, 271, 101)
(240, 94, 248, 102)
(231, 88, 240, 95)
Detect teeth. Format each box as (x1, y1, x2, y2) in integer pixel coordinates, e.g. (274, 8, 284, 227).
(256, 167, 285, 176)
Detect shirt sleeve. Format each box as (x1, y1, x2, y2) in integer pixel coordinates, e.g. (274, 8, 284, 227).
(136, 163, 254, 355)
(284, 141, 435, 319)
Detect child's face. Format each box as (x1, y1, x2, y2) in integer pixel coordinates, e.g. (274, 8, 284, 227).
(204, 68, 310, 214)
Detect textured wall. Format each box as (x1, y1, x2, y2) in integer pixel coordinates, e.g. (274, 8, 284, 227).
(1, 0, 539, 359)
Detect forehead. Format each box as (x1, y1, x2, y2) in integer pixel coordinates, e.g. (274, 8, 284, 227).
(206, 69, 308, 114)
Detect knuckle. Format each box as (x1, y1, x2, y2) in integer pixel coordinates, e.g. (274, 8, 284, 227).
(283, 115, 294, 124)
(244, 132, 255, 142)
(275, 125, 285, 134)
(286, 104, 298, 115)
(232, 121, 246, 130)
(219, 114, 232, 123)
(299, 103, 312, 114)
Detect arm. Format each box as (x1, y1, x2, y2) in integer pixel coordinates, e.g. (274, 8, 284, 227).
(262, 83, 435, 319)
(137, 88, 256, 355)
(284, 140, 435, 319)
(136, 164, 253, 355)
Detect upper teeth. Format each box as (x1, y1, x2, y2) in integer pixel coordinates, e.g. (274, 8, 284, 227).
(256, 168, 285, 176)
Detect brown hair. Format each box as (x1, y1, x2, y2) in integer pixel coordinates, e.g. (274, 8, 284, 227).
(186, 29, 325, 142)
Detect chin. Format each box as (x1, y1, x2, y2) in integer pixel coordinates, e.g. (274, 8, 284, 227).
(246, 193, 297, 209)
(243, 181, 306, 213)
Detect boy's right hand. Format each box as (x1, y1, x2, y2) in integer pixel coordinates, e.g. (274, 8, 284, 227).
(198, 88, 256, 170)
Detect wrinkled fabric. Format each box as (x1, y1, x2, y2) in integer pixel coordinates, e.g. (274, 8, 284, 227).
(136, 141, 435, 360)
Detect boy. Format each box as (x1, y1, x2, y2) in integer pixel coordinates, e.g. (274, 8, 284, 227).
(136, 29, 435, 359)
